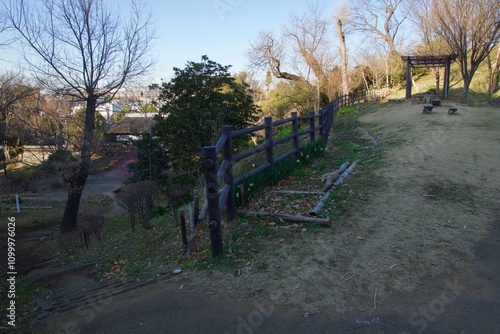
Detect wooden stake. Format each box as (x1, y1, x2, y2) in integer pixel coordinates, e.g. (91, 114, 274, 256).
(180, 211, 188, 254)
(238, 210, 331, 227)
(272, 190, 324, 195)
(357, 125, 379, 147)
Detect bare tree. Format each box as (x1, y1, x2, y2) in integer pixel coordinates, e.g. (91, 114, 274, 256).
(0, 73, 38, 175)
(425, 0, 500, 103)
(0, 5, 15, 48)
(115, 181, 157, 230)
(347, 0, 411, 90)
(355, 43, 391, 90)
(248, 30, 314, 90)
(349, 0, 410, 56)
(333, 3, 354, 95)
(487, 47, 500, 95)
(247, 3, 337, 110)
(5, 0, 156, 233)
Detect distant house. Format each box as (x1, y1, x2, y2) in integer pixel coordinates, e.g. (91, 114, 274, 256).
(72, 85, 161, 121)
(108, 114, 157, 142)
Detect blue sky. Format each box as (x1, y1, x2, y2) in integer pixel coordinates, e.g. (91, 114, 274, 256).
(147, 0, 337, 83)
(0, 0, 338, 84)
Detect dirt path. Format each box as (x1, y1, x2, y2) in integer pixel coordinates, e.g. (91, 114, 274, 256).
(30, 100, 500, 333)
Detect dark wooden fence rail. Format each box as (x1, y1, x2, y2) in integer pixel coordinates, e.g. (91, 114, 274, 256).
(202, 90, 377, 257)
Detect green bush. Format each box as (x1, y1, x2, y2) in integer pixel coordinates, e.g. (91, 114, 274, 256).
(428, 86, 438, 94)
(274, 125, 292, 140)
(336, 107, 358, 129)
(235, 139, 325, 207)
(338, 107, 358, 116)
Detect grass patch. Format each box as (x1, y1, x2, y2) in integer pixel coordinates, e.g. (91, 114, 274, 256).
(236, 139, 326, 207)
(335, 106, 359, 129)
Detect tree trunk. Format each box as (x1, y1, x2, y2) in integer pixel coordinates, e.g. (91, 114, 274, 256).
(60, 96, 96, 233)
(60, 180, 85, 233)
(435, 68, 440, 92)
(488, 47, 500, 95)
(337, 19, 349, 95)
(462, 76, 471, 104)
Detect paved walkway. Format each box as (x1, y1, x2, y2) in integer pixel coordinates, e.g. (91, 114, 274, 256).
(33, 219, 500, 334)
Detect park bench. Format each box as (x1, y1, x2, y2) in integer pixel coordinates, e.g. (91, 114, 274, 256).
(422, 105, 433, 113)
(432, 97, 441, 106)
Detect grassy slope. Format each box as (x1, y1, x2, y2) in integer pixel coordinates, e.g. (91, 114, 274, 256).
(2, 53, 499, 330)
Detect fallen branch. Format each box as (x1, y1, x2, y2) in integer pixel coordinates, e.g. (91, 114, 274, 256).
(272, 190, 324, 195)
(310, 160, 359, 216)
(356, 125, 379, 147)
(344, 274, 356, 281)
(238, 210, 331, 227)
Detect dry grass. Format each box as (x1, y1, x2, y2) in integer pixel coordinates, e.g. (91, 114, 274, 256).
(185, 99, 500, 314)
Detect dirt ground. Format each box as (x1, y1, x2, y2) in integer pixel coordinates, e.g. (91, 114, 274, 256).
(179, 100, 500, 313)
(5, 99, 500, 333)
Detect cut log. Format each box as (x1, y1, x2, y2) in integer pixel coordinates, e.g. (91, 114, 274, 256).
(356, 125, 379, 147)
(322, 161, 350, 192)
(321, 161, 350, 181)
(310, 160, 359, 216)
(322, 172, 340, 192)
(333, 160, 358, 187)
(310, 192, 330, 216)
(238, 210, 331, 227)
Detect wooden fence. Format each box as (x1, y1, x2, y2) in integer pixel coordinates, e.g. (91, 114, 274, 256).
(201, 90, 378, 257)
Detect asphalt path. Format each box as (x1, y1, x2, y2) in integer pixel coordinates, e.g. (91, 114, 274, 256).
(33, 218, 500, 334)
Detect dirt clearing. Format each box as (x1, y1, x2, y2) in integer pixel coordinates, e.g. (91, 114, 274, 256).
(186, 100, 500, 315)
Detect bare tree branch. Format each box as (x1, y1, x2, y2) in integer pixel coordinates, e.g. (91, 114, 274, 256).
(425, 0, 500, 103)
(5, 0, 157, 233)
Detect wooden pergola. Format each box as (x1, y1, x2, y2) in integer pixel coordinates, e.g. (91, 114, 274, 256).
(401, 55, 458, 99)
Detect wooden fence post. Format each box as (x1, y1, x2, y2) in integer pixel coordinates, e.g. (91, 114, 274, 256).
(203, 146, 223, 257)
(319, 108, 325, 142)
(309, 111, 316, 142)
(222, 125, 235, 221)
(264, 117, 274, 165)
(291, 112, 300, 158)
